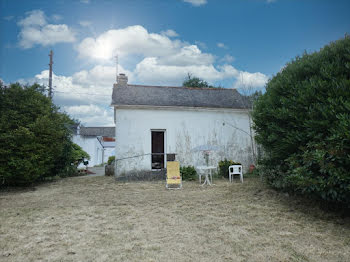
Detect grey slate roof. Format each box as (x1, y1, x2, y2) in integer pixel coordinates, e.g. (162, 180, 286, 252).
(112, 84, 249, 109)
(79, 127, 115, 137)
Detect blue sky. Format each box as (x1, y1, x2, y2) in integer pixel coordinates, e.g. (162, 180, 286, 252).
(1, 0, 349, 126)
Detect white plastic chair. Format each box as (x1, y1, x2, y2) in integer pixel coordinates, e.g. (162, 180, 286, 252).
(229, 165, 243, 183)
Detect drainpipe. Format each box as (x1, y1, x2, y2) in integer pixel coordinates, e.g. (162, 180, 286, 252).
(97, 136, 104, 165)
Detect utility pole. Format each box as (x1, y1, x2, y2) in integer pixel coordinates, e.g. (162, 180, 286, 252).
(48, 50, 53, 99)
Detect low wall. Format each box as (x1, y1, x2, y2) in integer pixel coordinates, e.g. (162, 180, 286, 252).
(115, 169, 166, 181)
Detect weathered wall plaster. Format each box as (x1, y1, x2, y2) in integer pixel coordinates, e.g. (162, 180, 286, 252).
(114, 106, 254, 179)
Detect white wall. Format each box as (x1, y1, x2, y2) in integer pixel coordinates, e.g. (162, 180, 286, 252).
(115, 107, 254, 176)
(73, 135, 104, 167)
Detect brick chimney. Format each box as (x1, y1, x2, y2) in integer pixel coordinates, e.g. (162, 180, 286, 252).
(117, 73, 128, 87)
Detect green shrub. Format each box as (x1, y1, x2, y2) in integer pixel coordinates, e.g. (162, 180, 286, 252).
(246, 167, 259, 177)
(0, 82, 79, 186)
(218, 159, 241, 179)
(253, 36, 350, 209)
(72, 143, 90, 167)
(107, 156, 115, 165)
(180, 166, 197, 181)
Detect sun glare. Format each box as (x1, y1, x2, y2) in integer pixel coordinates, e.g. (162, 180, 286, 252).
(92, 41, 113, 60)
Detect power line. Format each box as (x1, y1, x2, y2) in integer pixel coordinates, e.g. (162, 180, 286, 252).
(43, 86, 111, 97)
(54, 90, 111, 97)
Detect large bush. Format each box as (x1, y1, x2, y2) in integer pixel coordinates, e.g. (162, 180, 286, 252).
(0, 82, 79, 186)
(253, 36, 350, 208)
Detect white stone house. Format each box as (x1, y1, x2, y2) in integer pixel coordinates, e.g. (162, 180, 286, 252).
(111, 74, 255, 180)
(72, 126, 115, 167)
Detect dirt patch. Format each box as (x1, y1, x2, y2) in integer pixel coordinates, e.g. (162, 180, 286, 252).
(0, 177, 349, 261)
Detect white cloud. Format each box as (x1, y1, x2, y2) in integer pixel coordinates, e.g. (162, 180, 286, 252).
(64, 104, 103, 115)
(77, 24, 267, 89)
(183, 0, 207, 6)
(77, 25, 213, 67)
(18, 10, 75, 49)
(220, 54, 235, 63)
(72, 65, 134, 87)
(79, 20, 92, 27)
(18, 10, 46, 27)
(26, 64, 134, 126)
(266, 0, 276, 3)
(78, 25, 186, 60)
(217, 42, 228, 49)
(30, 70, 113, 126)
(234, 71, 269, 89)
(160, 29, 179, 37)
(80, 0, 90, 4)
(157, 45, 214, 66)
(62, 105, 114, 126)
(34, 67, 114, 105)
(52, 14, 62, 22)
(134, 58, 239, 86)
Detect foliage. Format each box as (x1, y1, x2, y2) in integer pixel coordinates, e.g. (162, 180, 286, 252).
(245, 166, 260, 177)
(107, 156, 115, 165)
(72, 143, 90, 166)
(0, 82, 78, 186)
(180, 165, 197, 181)
(218, 159, 242, 179)
(252, 36, 350, 209)
(183, 74, 220, 89)
(246, 90, 263, 106)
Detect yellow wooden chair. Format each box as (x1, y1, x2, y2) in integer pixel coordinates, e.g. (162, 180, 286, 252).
(166, 161, 182, 189)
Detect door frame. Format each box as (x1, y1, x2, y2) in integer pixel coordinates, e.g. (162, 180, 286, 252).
(150, 129, 167, 170)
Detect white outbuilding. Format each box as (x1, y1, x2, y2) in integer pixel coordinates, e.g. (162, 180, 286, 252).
(111, 74, 255, 180)
(72, 126, 115, 167)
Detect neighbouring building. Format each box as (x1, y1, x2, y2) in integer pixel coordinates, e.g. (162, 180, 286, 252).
(111, 73, 255, 180)
(73, 126, 115, 167)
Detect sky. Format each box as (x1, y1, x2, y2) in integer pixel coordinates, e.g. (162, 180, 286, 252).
(1, 0, 349, 126)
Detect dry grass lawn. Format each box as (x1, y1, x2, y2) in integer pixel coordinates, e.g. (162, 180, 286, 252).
(0, 176, 349, 262)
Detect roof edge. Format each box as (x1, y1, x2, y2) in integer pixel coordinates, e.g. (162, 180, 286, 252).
(126, 84, 238, 91)
(112, 104, 250, 112)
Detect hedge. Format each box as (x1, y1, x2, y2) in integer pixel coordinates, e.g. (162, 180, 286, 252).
(252, 36, 350, 209)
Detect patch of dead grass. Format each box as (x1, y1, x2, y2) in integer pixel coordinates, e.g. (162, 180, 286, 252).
(0, 176, 349, 261)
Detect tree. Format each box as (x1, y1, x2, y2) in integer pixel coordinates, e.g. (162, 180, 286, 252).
(182, 74, 220, 88)
(252, 36, 350, 208)
(245, 90, 263, 105)
(0, 82, 81, 186)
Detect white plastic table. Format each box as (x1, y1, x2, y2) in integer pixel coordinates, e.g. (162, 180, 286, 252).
(196, 166, 216, 186)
